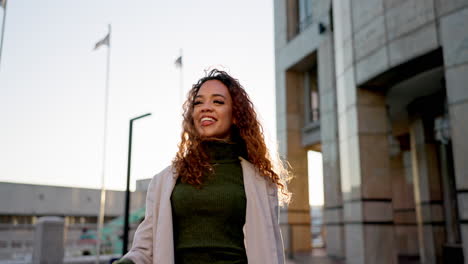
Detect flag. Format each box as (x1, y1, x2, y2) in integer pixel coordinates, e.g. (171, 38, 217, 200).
(94, 33, 110, 50)
(1, 0, 6, 9)
(174, 56, 182, 68)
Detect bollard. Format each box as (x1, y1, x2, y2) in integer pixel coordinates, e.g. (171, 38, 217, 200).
(32, 216, 65, 264)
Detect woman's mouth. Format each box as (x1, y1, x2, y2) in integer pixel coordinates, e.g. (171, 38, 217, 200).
(201, 117, 216, 126)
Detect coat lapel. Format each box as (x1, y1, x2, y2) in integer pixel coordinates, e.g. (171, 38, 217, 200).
(153, 168, 177, 264)
(241, 158, 283, 264)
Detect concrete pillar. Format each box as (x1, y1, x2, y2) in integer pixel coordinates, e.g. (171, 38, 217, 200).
(338, 87, 398, 264)
(332, 0, 355, 259)
(440, 6, 468, 263)
(339, 89, 398, 264)
(285, 71, 312, 252)
(276, 69, 292, 255)
(351, 89, 396, 264)
(391, 150, 420, 262)
(319, 32, 345, 259)
(33, 216, 64, 264)
(333, 0, 396, 262)
(410, 118, 445, 264)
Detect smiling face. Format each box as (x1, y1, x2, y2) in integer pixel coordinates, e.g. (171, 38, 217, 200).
(192, 80, 234, 140)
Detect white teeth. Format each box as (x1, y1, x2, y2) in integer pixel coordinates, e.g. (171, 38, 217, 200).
(201, 117, 215, 122)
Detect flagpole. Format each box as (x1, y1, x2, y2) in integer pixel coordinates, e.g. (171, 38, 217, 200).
(96, 24, 111, 264)
(0, 0, 8, 72)
(179, 48, 183, 105)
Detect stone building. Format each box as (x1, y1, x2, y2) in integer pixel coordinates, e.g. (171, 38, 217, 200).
(274, 0, 468, 263)
(0, 182, 147, 260)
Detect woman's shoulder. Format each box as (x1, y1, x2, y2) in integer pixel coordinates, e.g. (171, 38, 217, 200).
(155, 165, 174, 177)
(148, 165, 176, 187)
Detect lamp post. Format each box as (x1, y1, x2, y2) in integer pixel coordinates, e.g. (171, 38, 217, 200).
(123, 112, 151, 255)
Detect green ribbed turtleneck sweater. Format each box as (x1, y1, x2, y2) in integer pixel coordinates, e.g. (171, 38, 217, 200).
(170, 141, 248, 264)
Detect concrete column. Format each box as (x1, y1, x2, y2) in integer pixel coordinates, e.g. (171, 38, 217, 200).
(391, 150, 420, 262)
(440, 6, 468, 264)
(339, 89, 396, 264)
(338, 87, 398, 264)
(333, 0, 396, 262)
(410, 118, 445, 264)
(285, 71, 312, 253)
(319, 32, 344, 259)
(351, 89, 396, 264)
(33, 216, 64, 264)
(339, 88, 398, 264)
(276, 69, 292, 255)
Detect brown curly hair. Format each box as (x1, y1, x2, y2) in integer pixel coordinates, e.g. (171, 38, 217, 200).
(172, 69, 290, 203)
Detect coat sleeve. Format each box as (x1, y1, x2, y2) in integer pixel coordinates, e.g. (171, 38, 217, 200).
(268, 184, 285, 264)
(121, 176, 157, 264)
(112, 258, 135, 264)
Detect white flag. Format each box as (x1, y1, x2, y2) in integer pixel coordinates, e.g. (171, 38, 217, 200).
(174, 56, 182, 68)
(94, 33, 110, 50)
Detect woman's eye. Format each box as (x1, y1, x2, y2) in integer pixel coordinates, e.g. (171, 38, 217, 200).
(193, 101, 202, 106)
(213, 100, 225, 105)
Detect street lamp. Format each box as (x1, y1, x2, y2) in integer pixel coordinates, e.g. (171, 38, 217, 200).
(123, 112, 151, 255)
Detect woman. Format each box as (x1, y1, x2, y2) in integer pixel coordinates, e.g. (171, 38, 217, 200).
(116, 69, 290, 264)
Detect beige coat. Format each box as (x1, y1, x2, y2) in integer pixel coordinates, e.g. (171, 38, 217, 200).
(123, 157, 285, 264)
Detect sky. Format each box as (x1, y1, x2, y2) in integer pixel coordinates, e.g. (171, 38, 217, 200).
(0, 0, 323, 205)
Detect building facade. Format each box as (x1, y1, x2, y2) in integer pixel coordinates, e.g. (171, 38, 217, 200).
(274, 0, 468, 263)
(0, 182, 147, 260)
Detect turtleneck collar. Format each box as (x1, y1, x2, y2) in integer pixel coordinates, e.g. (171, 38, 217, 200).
(201, 140, 247, 163)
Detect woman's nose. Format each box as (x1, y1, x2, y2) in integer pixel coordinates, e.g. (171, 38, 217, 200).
(200, 102, 214, 112)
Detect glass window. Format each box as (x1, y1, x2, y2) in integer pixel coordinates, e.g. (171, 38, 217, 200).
(25, 240, 33, 248)
(87, 216, 98, 223)
(310, 84, 319, 122)
(0, 215, 12, 223)
(287, 0, 299, 40)
(287, 0, 312, 40)
(298, 0, 313, 32)
(305, 69, 320, 124)
(13, 215, 33, 224)
(11, 240, 22, 248)
(0, 241, 7, 248)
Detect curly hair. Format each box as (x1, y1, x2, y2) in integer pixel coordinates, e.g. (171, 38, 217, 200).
(172, 69, 290, 203)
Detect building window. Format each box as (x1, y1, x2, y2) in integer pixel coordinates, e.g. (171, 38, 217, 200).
(298, 0, 313, 32)
(85, 216, 98, 224)
(309, 81, 320, 122)
(25, 240, 33, 248)
(305, 68, 320, 124)
(11, 215, 34, 225)
(0, 241, 7, 248)
(11, 241, 22, 248)
(0, 215, 12, 224)
(287, 0, 313, 40)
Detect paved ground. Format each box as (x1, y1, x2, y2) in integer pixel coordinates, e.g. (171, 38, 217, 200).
(285, 249, 344, 264)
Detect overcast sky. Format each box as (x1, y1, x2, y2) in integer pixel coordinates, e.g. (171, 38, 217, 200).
(0, 0, 323, 205)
